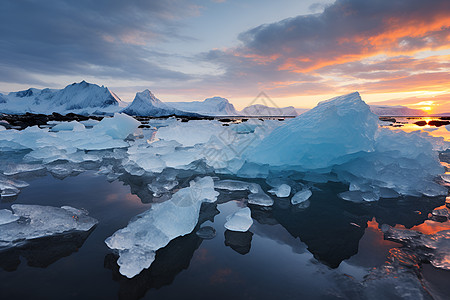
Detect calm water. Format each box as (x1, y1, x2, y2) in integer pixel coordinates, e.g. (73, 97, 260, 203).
(0, 116, 449, 299)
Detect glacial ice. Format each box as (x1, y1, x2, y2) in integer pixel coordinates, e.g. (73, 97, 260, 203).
(105, 176, 219, 278)
(224, 207, 253, 232)
(0, 204, 98, 248)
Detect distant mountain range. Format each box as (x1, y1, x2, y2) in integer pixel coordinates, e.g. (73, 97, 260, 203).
(0, 81, 432, 117)
(369, 105, 425, 116)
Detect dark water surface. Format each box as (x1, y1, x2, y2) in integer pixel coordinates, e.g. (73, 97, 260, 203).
(0, 170, 449, 300)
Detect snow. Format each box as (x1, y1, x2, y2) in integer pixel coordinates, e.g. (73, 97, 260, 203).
(291, 189, 312, 205)
(0, 81, 124, 115)
(224, 207, 253, 232)
(0, 204, 98, 248)
(121, 89, 194, 117)
(105, 176, 219, 278)
(240, 104, 299, 116)
(168, 97, 238, 116)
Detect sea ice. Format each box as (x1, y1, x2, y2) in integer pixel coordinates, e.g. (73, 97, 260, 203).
(224, 207, 253, 232)
(105, 176, 219, 278)
(0, 204, 98, 248)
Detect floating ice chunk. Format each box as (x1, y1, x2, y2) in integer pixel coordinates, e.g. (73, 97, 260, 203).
(196, 226, 216, 239)
(147, 178, 178, 197)
(430, 207, 450, 222)
(80, 119, 100, 127)
(268, 184, 291, 197)
(248, 189, 274, 206)
(291, 189, 312, 205)
(155, 120, 222, 147)
(0, 205, 98, 248)
(51, 121, 85, 132)
(224, 207, 253, 232)
(214, 180, 259, 193)
(382, 225, 450, 271)
(3, 164, 45, 176)
(105, 176, 219, 278)
(338, 190, 379, 202)
(93, 113, 140, 139)
(245, 92, 378, 169)
(441, 174, 450, 183)
(0, 125, 5, 131)
(0, 209, 19, 225)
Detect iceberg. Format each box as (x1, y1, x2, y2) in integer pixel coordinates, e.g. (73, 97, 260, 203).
(224, 207, 253, 232)
(240, 104, 299, 116)
(243, 92, 446, 198)
(105, 176, 219, 278)
(168, 97, 238, 116)
(0, 204, 98, 248)
(245, 92, 378, 169)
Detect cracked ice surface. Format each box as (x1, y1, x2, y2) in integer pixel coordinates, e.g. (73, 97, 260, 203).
(0, 204, 98, 248)
(105, 176, 219, 278)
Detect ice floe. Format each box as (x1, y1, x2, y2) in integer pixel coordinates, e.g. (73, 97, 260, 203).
(0, 204, 98, 248)
(224, 207, 253, 232)
(105, 176, 219, 278)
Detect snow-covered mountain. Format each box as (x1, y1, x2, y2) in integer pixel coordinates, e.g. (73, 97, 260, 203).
(0, 81, 125, 115)
(168, 97, 238, 116)
(240, 104, 303, 116)
(121, 89, 197, 117)
(369, 105, 425, 116)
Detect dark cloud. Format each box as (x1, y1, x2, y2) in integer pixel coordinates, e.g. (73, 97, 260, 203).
(235, 0, 450, 71)
(0, 0, 198, 85)
(198, 0, 449, 97)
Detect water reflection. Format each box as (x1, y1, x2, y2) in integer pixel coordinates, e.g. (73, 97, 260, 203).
(224, 230, 253, 255)
(105, 232, 203, 300)
(0, 229, 95, 271)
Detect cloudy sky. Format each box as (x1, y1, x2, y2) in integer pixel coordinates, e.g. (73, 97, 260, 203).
(1, 0, 449, 112)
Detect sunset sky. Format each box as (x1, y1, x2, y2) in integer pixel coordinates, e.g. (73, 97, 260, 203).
(0, 0, 449, 112)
